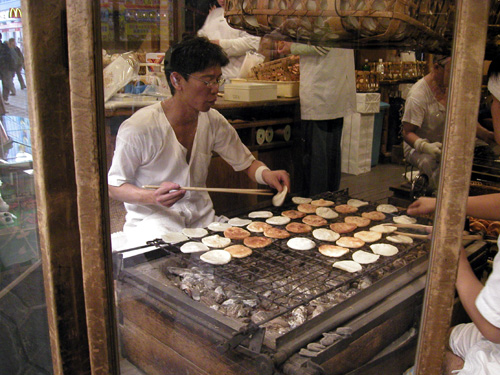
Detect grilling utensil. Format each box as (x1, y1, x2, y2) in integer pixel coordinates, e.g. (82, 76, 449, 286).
(387, 223, 485, 241)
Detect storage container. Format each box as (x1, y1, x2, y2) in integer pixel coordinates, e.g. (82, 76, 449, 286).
(341, 113, 375, 175)
(356, 93, 381, 114)
(224, 82, 277, 102)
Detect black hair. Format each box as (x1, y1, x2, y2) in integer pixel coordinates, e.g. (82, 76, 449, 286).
(488, 53, 500, 79)
(164, 35, 229, 94)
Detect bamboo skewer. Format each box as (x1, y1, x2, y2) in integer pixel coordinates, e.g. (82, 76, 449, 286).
(388, 223, 485, 241)
(142, 185, 274, 196)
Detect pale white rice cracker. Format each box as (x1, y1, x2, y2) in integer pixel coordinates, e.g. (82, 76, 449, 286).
(228, 217, 252, 227)
(201, 234, 232, 248)
(318, 245, 349, 258)
(370, 243, 399, 256)
(207, 222, 232, 232)
(347, 199, 369, 208)
(354, 230, 382, 243)
(266, 216, 291, 225)
(333, 260, 362, 273)
(248, 210, 274, 219)
(352, 250, 380, 264)
(161, 232, 188, 244)
(316, 207, 339, 219)
(287, 237, 316, 250)
(376, 204, 399, 214)
(182, 227, 208, 238)
(272, 185, 288, 207)
(200, 250, 232, 265)
(180, 241, 210, 253)
(312, 228, 340, 242)
(386, 234, 414, 244)
(370, 224, 397, 234)
(392, 215, 417, 224)
(292, 196, 312, 204)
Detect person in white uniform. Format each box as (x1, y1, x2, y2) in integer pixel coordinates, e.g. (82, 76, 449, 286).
(403, 56, 494, 191)
(277, 42, 356, 195)
(108, 36, 290, 240)
(198, 0, 260, 81)
(487, 54, 500, 144)
(407, 195, 500, 375)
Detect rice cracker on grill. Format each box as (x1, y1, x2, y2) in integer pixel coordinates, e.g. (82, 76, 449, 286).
(316, 207, 338, 219)
(313, 228, 340, 242)
(354, 230, 382, 243)
(336, 236, 365, 248)
(330, 222, 357, 233)
(335, 204, 358, 214)
(302, 215, 328, 227)
(264, 227, 290, 239)
(352, 250, 380, 264)
(225, 244, 252, 258)
(361, 211, 386, 221)
(311, 198, 335, 207)
(344, 216, 371, 227)
(318, 245, 349, 258)
(282, 210, 307, 219)
(247, 221, 272, 233)
(286, 222, 313, 234)
(243, 236, 272, 248)
(297, 203, 317, 213)
(333, 260, 362, 273)
(224, 227, 251, 240)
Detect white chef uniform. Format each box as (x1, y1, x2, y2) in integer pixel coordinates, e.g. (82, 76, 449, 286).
(198, 7, 260, 80)
(108, 102, 255, 237)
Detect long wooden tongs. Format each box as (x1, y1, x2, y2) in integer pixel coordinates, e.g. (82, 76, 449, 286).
(386, 223, 484, 241)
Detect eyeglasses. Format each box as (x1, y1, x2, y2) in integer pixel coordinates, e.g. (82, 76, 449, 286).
(186, 74, 225, 88)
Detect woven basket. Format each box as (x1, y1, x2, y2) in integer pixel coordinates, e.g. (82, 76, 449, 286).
(250, 55, 300, 81)
(225, 0, 457, 53)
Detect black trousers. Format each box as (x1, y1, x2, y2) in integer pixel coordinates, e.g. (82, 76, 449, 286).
(300, 118, 344, 196)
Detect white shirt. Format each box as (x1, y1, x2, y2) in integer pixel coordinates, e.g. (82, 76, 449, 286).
(488, 74, 500, 101)
(402, 78, 446, 154)
(476, 239, 500, 329)
(292, 46, 356, 121)
(198, 7, 260, 80)
(108, 102, 255, 233)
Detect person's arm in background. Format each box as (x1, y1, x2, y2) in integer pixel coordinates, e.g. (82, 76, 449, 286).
(276, 41, 329, 57)
(216, 33, 261, 57)
(476, 121, 496, 143)
(490, 95, 500, 145)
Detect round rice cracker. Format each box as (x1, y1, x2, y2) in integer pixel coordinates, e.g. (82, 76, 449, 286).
(344, 216, 371, 227)
(347, 199, 369, 208)
(316, 207, 339, 219)
(286, 222, 313, 234)
(352, 250, 380, 264)
(225, 244, 252, 258)
(180, 241, 210, 253)
(311, 198, 335, 207)
(330, 222, 357, 234)
(302, 215, 328, 227)
(335, 204, 358, 214)
(393, 215, 417, 225)
(248, 211, 273, 219)
(354, 230, 382, 243)
(362, 211, 386, 221)
(161, 232, 189, 244)
(207, 222, 232, 232)
(386, 234, 414, 244)
(297, 203, 317, 214)
(224, 227, 251, 240)
(287, 237, 316, 250)
(243, 236, 273, 248)
(201, 234, 232, 248)
(292, 196, 312, 204)
(247, 221, 272, 233)
(333, 260, 362, 273)
(376, 204, 399, 214)
(312, 228, 340, 242)
(182, 227, 208, 238)
(370, 243, 399, 256)
(264, 227, 290, 239)
(370, 224, 397, 234)
(228, 217, 252, 227)
(282, 210, 306, 219)
(200, 250, 232, 265)
(266, 216, 291, 225)
(318, 245, 349, 258)
(336, 236, 365, 249)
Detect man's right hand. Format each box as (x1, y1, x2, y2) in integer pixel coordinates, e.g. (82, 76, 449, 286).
(153, 182, 186, 207)
(414, 138, 442, 159)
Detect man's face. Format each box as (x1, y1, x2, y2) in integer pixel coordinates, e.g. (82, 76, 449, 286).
(217, 0, 225, 8)
(180, 65, 223, 112)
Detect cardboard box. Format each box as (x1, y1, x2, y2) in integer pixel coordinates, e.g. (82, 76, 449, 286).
(230, 79, 298, 98)
(224, 82, 277, 102)
(356, 93, 380, 114)
(341, 112, 375, 175)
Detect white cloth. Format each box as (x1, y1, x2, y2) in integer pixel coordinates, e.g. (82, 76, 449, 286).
(402, 78, 446, 157)
(108, 102, 255, 235)
(449, 237, 500, 375)
(295, 47, 356, 121)
(488, 74, 500, 101)
(198, 7, 260, 80)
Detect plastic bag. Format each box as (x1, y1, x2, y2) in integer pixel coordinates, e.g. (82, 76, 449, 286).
(103, 52, 140, 102)
(238, 51, 265, 78)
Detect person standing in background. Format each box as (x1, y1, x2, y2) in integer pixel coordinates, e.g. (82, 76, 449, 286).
(198, 0, 260, 81)
(0, 33, 15, 103)
(277, 42, 356, 195)
(8, 38, 25, 91)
